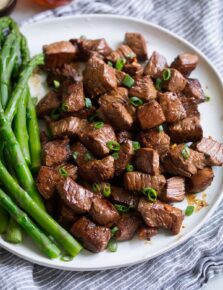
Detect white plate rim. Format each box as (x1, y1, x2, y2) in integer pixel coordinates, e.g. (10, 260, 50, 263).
(0, 14, 222, 271)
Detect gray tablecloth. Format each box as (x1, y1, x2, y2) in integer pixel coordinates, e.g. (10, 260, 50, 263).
(1, 1, 223, 289)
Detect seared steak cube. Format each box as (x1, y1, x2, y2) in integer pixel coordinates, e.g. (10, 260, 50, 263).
(36, 91, 60, 117)
(110, 186, 139, 208)
(136, 148, 159, 175)
(144, 51, 168, 78)
(186, 167, 214, 193)
(138, 198, 183, 235)
(137, 101, 166, 130)
(79, 123, 116, 158)
(83, 56, 117, 97)
(124, 172, 166, 194)
(129, 75, 157, 102)
(163, 68, 186, 92)
(123, 63, 143, 76)
(115, 140, 134, 176)
(116, 130, 133, 143)
(162, 177, 185, 202)
(138, 227, 158, 240)
(169, 116, 203, 143)
(70, 142, 93, 166)
(183, 78, 205, 104)
(43, 41, 78, 69)
(42, 139, 71, 167)
(62, 82, 85, 112)
(107, 44, 136, 63)
(115, 213, 141, 241)
(57, 177, 93, 213)
(158, 92, 186, 123)
(178, 93, 200, 117)
(47, 63, 79, 87)
(79, 156, 115, 182)
(171, 53, 199, 76)
(98, 88, 135, 130)
(71, 216, 111, 253)
(90, 196, 119, 227)
(50, 116, 87, 138)
(58, 204, 78, 228)
(163, 144, 206, 177)
(124, 32, 148, 61)
(138, 129, 170, 156)
(196, 137, 223, 166)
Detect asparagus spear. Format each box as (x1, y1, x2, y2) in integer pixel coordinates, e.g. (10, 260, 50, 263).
(14, 87, 31, 166)
(5, 218, 22, 244)
(0, 161, 83, 257)
(0, 207, 9, 234)
(0, 188, 60, 258)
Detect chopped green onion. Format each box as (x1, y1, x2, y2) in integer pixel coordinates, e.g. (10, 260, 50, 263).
(53, 80, 60, 89)
(112, 152, 119, 160)
(94, 121, 104, 129)
(50, 108, 61, 121)
(157, 125, 164, 132)
(127, 52, 136, 59)
(60, 255, 73, 262)
(107, 61, 113, 67)
(88, 112, 99, 123)
(59, 167, 68, 177)
(61, 103, 69, 112)
(122, 74, 135, 88)
(111, 226, 119, 236)
(92, 183, 101, 192)
(102, 183, 111, 197)
(107, 238, 118, 252)
(185, 205, 194, 216)
(132, 141, 141, 151)
(107, 141, 120, 151)
(115, 58, 126, 71)
(181, 145, 190, 160)
(126, 164, 134, 172)
(142, 187, 157, 202)
(205, 95, 211, 102)
(32, 97, 38, 106)
(114, 204, 130, 213)
(72, 152, 78, 160)
(162, 68, 171, 81)
(155, 78, 163, 91)
(130, 96, 143, 107)
(85, 97, 92, 109)
(84, 152, 94, 161)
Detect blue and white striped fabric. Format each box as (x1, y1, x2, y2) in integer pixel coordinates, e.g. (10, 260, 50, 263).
(1, 1, 223, 289)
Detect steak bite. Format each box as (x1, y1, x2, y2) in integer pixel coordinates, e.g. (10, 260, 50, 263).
(50, 116, 87, 138)
(144, 51, 168, 78)
(124, 32, 148, 61)
(129, 75, 157, 102)
(58, 204, 78, 228)
(137, 101, 166, 130)
(79, 123, 116, 158)
(114, 140, 134, 176)
(83, 56, 117, 98)
(171, 53, 199, 76)
(98, 88, 135, 130)
(43, 41, 79, 69)
(137, 198, 183, 235)
(89, 196, 119, 227)
(79, 156, 115, 182)
(136, 148, 159, 175)
(162, 177, 185, 202)
(138, 129, 170, 156)
(36, 91, 61, 117)
(138, 227, 158, 240)
(169, 116, 203, 143)
(183, 78, 205, 104)
(195, 137, 223, 166)
(62, 82, 85, 112)
(163, 68, 186, 92)
(186, 167, 214, 193)
(178, 93, 200, 117)
(116, 130, 134, 143)
(42, 139, 71, 167)
(107, 44, 136, 63)
(124, 172, 166, 194)
(110, 186, 139, 208)
(70, 142, 93, 166)
(158, 92, 186, 123)
(115, 213, 141, 241)
(162, 144, 206, 177)
(57, 177, 93, 213)
(123, 63, 143, 77)
(70, 216, 111, 253)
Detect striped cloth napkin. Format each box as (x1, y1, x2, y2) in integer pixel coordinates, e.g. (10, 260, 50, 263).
(1, 0, 223, 289)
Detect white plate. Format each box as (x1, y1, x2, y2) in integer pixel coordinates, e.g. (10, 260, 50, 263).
(0, 14, 222, 271)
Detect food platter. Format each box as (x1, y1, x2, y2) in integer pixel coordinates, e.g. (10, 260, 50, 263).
(0, 14, 222, 271)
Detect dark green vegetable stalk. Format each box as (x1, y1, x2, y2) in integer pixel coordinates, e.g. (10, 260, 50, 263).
(0, 161, 83, 257)
(27, 89, 41, 172)
(5, 218, 22, 244)
(14, 87, 31, 166)
(0, 188, 60, 258)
